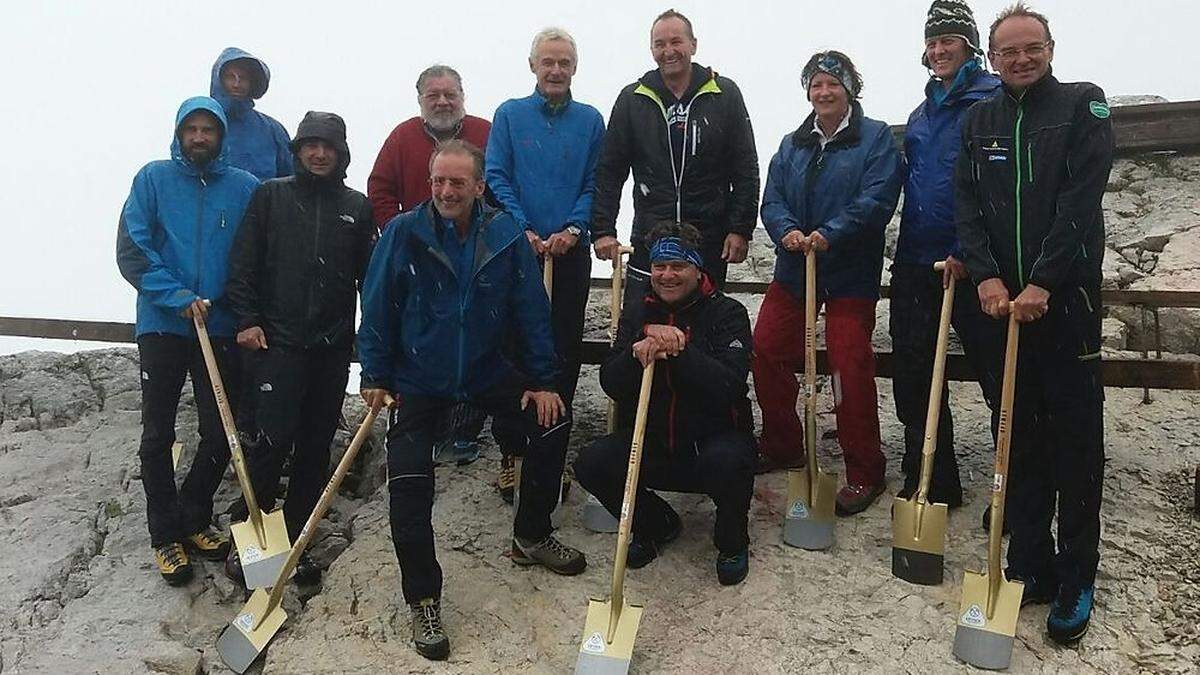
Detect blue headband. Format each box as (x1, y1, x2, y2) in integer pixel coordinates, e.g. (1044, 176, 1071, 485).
(649, 237, 703, 269)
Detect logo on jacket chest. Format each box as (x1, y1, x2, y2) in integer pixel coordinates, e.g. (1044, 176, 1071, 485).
(338, 214, 356, 226)
(981, 138, 1010, 162)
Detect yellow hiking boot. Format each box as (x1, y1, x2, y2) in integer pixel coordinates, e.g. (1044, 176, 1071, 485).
(184, 527, 231, 561)
(155, 543, 193, 586)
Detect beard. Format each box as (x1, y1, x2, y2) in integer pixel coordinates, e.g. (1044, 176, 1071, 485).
(183, 142, 218, 167)
(423, 109, 464, 133)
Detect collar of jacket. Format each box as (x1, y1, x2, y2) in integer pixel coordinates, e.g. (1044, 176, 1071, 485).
(413, 200, 512, 279)
(793, 100, 864, 150)
(532, 87, 573, 115)
(925, 58, 996, 107)
(643, 270, 718, 312)
(1002, 67, 1058, 105)
(636, 63, 720, 110)
(293, 164, 346, 192)
(422, 118, 464, 143)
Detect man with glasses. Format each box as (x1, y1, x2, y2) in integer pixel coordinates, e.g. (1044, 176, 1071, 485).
(955, 1, 1113, 645)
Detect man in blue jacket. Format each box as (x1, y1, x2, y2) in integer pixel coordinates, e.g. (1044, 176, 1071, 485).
(485, 27, 605, 484)
(209, 47, 293, 182)
(358, 140, 586, 661)
(891, 0, 1002, 511)
(116, 96, 259, 586)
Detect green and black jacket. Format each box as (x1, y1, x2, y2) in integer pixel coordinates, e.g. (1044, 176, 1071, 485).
(954, 71, 1114, 294)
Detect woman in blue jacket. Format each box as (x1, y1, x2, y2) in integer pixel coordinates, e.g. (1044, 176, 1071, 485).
(753, 51, 903, 516)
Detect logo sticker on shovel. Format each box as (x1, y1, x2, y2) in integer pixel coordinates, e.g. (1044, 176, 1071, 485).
(583, 631, 606, 654)
(961, 604, 986, 628)
(788, 501, 810, 519)
(233, 612, 255, 631)
(242, 546, 264, 563)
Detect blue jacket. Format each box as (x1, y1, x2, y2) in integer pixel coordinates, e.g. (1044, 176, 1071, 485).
(761, 102, 904, 300)
(209, 47, 293, 182)
(897, 62, 1001, 265)
(357, 202, 558, 399)
(485, 89, 605, 243)
(116, 97, 260, 338)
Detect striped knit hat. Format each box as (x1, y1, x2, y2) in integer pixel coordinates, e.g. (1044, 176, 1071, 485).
(922, 0, 982, 66)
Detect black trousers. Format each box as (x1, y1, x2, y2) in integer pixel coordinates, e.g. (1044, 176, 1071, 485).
(231, 345, 350, 540)
(387, 382, 571, 604)
(621, 236, 729, 310)
(136, 333, 241, 548)
(573, 429, 755, 555)
(1001, 284, 1106, 588)
(888, 263, 1002, 497)
(492, 244, 592, 454)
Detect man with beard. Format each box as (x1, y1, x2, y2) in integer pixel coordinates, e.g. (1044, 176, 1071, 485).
(224, 112, 377, 585)
(209, 47, 293, 181)
(116, 96, 259, 585)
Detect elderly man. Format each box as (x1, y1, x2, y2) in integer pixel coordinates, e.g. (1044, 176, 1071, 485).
(956, 2, 1113, 644)
(116, 96, 259, 585)
(358, 140, 586, 661)
(209, 47, 293, 181)
(368, 65, 491, 226)
(485, 27, 605, 474)
(575, 222, 755, 585)
(591, 8, 759, 301)
(224, 112, 377, 586)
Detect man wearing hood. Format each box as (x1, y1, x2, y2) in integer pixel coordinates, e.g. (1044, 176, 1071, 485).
(890, 0, 1002, 512)
(116, 96, 259, 585)
(224, 112, 377, 585)
(574, 222, 755, 586)
(591, 9, 760, 301)
(210, 47, 293, 182)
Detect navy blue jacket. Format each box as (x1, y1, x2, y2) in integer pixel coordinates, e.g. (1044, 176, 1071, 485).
(897, 63, 1000, 265)
(761, 102, 904, 300)
(485, 89, 605, 244)
(116, 97, 259, 338)
(357, 202, 558, 399)
(209, 47, 293, 181)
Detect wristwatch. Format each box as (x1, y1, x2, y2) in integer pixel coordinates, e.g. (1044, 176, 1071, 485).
(565, 225, 583, 237)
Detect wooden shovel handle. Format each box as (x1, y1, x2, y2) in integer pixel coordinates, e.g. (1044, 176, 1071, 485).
(804, 249, 819, 483)
(915, 270, 956, 504)
(607, 247, 634, 434)
(608, 360, 655, 641)
(543, 255, 554, 302)
(988, 308, 1019, 595)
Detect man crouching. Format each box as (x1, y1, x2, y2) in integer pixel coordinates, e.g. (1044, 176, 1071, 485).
(357, 139, 586, 661)
(575, 222, 755, 586)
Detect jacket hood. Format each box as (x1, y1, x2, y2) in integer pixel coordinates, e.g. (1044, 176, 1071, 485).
(925, 59, 1000, 106)
(639, 62, 714, 102)
(210, 47, 271, 118)
(170, 96, 230, 175)
(291, 111, 351, 182)
(793, 100, 865, 149)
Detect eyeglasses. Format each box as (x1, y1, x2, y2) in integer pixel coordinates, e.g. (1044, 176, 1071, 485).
(989, 41, 1052, 61)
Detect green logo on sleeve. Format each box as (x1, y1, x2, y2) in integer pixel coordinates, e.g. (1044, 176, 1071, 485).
(1089, 101, 1111, 119)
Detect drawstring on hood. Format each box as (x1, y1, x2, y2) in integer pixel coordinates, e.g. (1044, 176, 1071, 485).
(209, 47, 271, 120)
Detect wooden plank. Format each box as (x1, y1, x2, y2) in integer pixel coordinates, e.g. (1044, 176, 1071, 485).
(0, 316, 134, 343)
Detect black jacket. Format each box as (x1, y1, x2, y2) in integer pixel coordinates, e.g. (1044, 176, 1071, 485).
(591, 63, 760, 249)
(227, 171, 376, 350)
(954, 72, 1114, 293)
(600, 276, 752, 453)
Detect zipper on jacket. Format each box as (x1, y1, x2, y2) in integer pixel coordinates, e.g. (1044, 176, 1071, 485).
(1013, 103, 1026, 286)
(636, 85, 717, 226)
(194, 176, 207, 298)
(307, 191, 324, 344)
(1026, 142, 1034, 183)
(665, 312, 678, 452)
(456, 214, 514, 396)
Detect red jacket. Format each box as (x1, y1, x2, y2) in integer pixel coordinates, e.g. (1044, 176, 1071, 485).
(367, 115, 491, 228)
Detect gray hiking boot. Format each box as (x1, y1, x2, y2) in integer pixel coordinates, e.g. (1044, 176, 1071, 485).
(511, 534, 587, 575)
(410, 598, 449, 661)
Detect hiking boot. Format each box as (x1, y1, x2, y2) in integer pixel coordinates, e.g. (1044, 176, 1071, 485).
(293, 553, 322, 586)
(754, 452, 805, 475)
(626, 505, 683, 569)
(511, 534, 587, 575)
(981, 504, 1012, 536)
(154, 543, 193, 586)
(835, 481, 886, 516)
(716, 549, 749, 586)
(410, 598, 450, 660)
(497, 454, 518, 505)
(1047, 585, 1094, 644)
(184, 527, 231, 561)
(1005, 568, 1059, 607)
(224, 549, 245, 586)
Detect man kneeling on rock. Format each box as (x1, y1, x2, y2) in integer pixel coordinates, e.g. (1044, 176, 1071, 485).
(357, 139, 586, 661)
(575, 222, 756, 586)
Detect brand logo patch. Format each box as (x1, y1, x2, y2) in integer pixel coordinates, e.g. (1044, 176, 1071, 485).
(729, 339, 744, 349)
(339, 214, 356, 224)
(788, 500, 810, 519)
(1089, 101, 1110, 119)
(583, 631, 606, 654)
(961, 604, 987, 628)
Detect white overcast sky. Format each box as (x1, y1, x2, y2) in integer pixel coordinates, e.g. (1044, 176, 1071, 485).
(2, 0, 1197, 355)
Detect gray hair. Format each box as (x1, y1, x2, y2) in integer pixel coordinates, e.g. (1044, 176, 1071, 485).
(415, 65, 463, 95)
(529, 27, 578, 62)
(430, 139, 485, 180)
(988, 2, 1053, 47)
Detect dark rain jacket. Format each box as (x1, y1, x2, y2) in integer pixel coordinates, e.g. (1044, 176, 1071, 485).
(210, 47, 293, 181)
(600, 276, 752, 454)
(591, 63, 759, 249)
(955, 71, 1114, 293)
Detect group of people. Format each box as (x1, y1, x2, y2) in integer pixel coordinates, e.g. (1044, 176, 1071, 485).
(116, 0, 1112, 662)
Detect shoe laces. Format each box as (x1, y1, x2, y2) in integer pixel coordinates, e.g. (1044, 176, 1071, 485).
(191, 528, 223, 547)
(499, 457, 517, 486)
(536, 535, 573, 561)
(1051, 586, 1085, 619)
(717, 551, 743, 565)
(414, 600, 443, 638)
(159, 543, 187, 567)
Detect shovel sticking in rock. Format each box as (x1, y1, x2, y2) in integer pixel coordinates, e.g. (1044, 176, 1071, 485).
(952, 307, 1024, 670)
(217, 398, 389, 674)
(194, 313, 290, 590)
(892, 261, 955, 585)
(575, 360, 654, 675)
(783, 248, 837, 550)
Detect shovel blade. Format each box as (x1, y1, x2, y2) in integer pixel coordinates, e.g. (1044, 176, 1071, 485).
(782, 468, 837, 550)
(952, 569, 1024, 670)
(231, 509, 292, 590)
(581, 494, 619, 533)
(217, 588, 288, 674)
(576, 598, 643, 675)
(891, 498, 948, 585)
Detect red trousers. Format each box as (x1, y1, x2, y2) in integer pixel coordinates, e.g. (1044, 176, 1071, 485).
(752, 282, 884, 486)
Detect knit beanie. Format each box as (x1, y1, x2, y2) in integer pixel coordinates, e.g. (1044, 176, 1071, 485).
(922, 0, 982, 67)
(801, 51, 861, 100)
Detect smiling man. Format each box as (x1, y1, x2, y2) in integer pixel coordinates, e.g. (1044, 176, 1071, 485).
(955, 2, 1113, 645)
(591, 8, 760, 302)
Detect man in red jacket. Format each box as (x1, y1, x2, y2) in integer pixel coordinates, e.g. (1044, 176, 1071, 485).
(368, 65, 491, 227)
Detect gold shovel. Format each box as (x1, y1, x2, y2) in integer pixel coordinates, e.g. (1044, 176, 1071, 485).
(216, 399, 388, 674)
(783, 248, 837, 550)
(193, 313, 290, 590)
(952, 307, 1024, 670)
(575, 360, 655, 674)
(892, 261, 954, 585)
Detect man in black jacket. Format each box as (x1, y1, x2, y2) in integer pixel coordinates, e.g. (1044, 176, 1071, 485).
(225, 111, 377, 584)
(955, 3, 1112, 645)
(574, 222, 755, 586)
(590, 9, 759, 300)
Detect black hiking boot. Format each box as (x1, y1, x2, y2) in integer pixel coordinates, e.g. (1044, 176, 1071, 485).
(716, 549, 749, 586)
(626, 505, 683, 569)
(410, 598, 450, 660)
